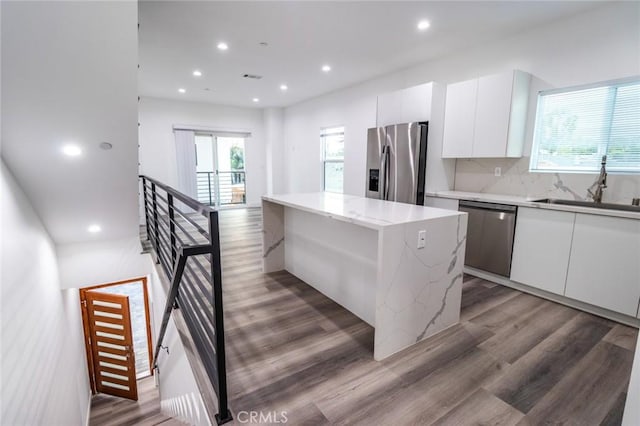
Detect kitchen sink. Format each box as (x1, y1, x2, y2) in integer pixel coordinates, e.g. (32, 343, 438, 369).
(533, 198, 640, 213)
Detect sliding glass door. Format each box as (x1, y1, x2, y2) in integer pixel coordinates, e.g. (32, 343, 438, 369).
(195, 134, 246, 207)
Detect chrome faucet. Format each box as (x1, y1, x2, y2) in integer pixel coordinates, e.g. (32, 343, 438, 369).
(587, 155, 607, 204)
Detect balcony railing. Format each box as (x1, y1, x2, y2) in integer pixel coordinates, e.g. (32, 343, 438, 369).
(140, 175, 232, 425)
(197, 171, 246, 207)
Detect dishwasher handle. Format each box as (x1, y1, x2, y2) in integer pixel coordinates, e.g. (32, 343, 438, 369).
(459, 200, 518, 213)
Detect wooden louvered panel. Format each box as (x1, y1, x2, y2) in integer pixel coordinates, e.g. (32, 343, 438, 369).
(86, 291, 138, 401)
(94, 325, 127, 335)
(96, 345, 128, 357)
(89, 315, 125, 325)
(97, 352, 128, 363)
(99, 364, 131, 377)
(94, 335, 128, 346)
(97, 372, 131, 387)
(91, 303, 126, 315)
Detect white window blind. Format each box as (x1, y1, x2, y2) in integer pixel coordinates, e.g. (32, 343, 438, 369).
(530, 79, 640, 173)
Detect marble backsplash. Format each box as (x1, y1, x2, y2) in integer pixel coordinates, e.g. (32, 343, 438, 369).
(454, 157, 640, 204)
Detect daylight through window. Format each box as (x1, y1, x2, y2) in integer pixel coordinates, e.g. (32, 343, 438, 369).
(321, 126, 345, 193)
(530, 78, 640, 173)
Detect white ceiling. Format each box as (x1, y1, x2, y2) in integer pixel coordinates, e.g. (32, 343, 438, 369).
(0, 0, 610, 247)
(139, 1, 608, 108)
(1, 1, 139, 245)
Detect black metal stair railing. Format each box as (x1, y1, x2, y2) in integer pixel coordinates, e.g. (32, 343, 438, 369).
(140, 175, 232, 425)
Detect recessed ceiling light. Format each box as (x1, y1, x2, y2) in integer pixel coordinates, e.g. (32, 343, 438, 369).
(193, 70, 202, 77)
(252, 98, 260, 103)
(417, 20, 431, 31)
(322, 65, 331, 72)
(88, 224, 101, 233)
(280, 84, 288, 91)
(99, 142, 113, 150)
(217, 42, 228, 51)
(62, 144, 82, 157)
(178, 88, 186, 93)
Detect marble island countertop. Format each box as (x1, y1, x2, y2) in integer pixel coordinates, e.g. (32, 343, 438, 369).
(262, 191, 467, 360)
(427, 190, 640, 220)
(263, 192, 465, 230)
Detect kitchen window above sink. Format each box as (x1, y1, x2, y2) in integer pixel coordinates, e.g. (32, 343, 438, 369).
(529, 77, 640, 174)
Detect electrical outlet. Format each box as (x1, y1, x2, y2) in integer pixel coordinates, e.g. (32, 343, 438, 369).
(417, 230, 426, 249)
(494, 167, 502, 177)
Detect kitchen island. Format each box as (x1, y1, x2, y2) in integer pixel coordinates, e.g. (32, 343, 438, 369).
(262, 192, 467, 360)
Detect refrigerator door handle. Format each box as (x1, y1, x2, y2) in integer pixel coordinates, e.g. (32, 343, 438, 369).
(382, 146, 391, 200)
(380, 145, 391, 200)
(380, 146, 387, 200)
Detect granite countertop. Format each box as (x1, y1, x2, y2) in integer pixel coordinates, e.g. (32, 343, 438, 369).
(263, 192, 465, 230)
(426, 190, 640, 220)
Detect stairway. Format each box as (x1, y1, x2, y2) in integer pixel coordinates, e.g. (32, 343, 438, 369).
(89, 376, 187, 426)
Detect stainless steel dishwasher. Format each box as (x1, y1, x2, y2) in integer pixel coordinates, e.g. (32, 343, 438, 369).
(458, 200, 517, 277)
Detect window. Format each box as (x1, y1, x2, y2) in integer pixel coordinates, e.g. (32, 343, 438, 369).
(321, 126, 345, 192)
(530, 78, 640, 173)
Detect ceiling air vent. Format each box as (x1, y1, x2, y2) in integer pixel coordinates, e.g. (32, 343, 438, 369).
(243, 73, 263, 80)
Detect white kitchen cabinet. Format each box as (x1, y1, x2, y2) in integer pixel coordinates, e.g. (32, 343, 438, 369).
(376, 83, 433, 127)
(376, 89, 404, 127)
(441, 79, 476, 158)
(400, 84, 433, 124)
(510, 207, 576, 295)
(425, 196, 459, 211)
(442, 70, 531, 158)
(564, 214, 640, 317)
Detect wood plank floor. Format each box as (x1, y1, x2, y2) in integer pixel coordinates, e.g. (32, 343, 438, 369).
(89, 377, 186, 426)
(219, 207, 638, 425)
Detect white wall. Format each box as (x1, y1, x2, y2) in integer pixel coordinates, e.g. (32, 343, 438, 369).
(148, 264, 211, 426)
(263, 108, 285, 194)
(139, 97, 266, 206)
(284, 89, 378, 195)
(623, 337, 640, 425)
(1, 161, 91, 426)
(282, 2, 640, 200)
(57, 237, 154, 289)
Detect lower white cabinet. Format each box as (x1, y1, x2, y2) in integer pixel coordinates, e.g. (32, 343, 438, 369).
(425, 196, 459, 211)
(510, 207, 575, 295)
(564, 214, 640, 317)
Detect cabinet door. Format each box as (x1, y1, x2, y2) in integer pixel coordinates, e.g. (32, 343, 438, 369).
(565, 214, 640, 316)
(442, 79, 477, 158)
(425, 196, 459, 211)
(510, 208, 575, 295)
(376, 90, 403, 127)
(473, 71, 513, 157)
(401, 83, 432, 124)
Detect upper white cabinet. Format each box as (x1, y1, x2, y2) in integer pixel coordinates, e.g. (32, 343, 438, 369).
(442, 70, 531, 158)
(441, 79, 476, 158)
(377, 83, 433, 127)
(564, 214, 640, 317)
(510, 207, 575, 295)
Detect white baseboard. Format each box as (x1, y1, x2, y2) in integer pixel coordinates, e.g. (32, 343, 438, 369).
(84, 390, 92, 426)
(219, 203, 261, 209)
(464, 266, 640, 328)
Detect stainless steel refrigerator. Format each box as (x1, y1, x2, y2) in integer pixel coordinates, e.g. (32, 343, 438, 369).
(365, 122, 428, 205)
